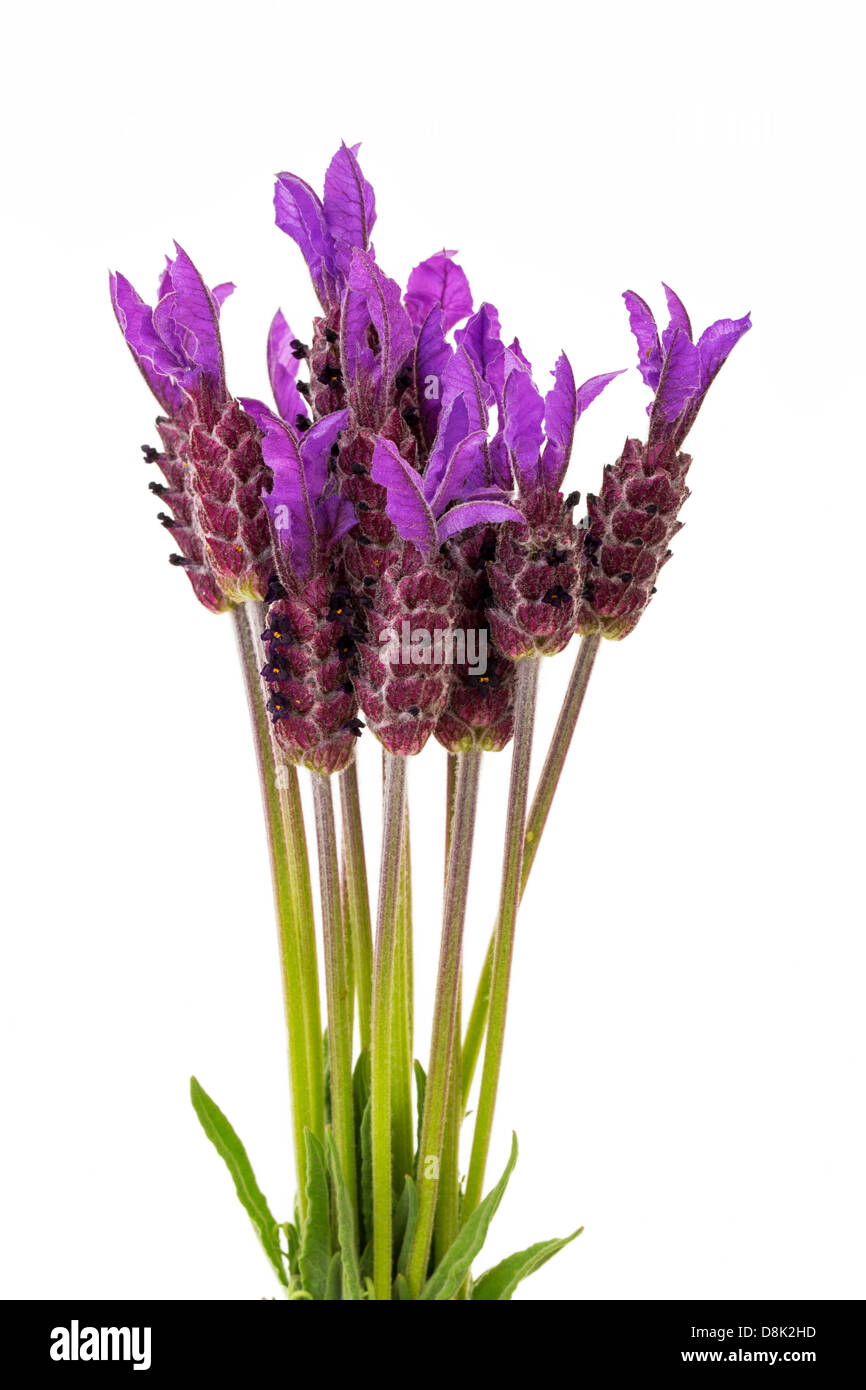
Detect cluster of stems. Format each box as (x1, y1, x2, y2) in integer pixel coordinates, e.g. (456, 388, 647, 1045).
(234, 595, 602, 1298)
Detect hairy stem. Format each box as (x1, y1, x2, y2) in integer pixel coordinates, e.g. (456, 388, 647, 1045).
(462, 658, 539, 1220)
(370, 751, 407, 1300)
(232, 603, 313, 1214)
(406, 749, 482, 1297)
(339, 760, 373, 1052)
(311, 770, 357, 1224)
(391, 807, 415, 1192)
(462, 634, 602, 1106)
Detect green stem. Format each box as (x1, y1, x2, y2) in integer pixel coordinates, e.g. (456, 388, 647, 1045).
(461, 634, 601, 1106)
(370, 751, 407, 1300)
(279, 762, 325, 1148)
(339, 760, 374, 1052)
(462, 658, 539, 1220)
(406, 749, 482, 1297)
(310, 770, 357, 1224)
(391, 807, 414, 1192)
(232, 603, 313, 1215)
(436, 750, 463, 1265)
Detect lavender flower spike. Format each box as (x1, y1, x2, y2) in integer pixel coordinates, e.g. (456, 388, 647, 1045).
(475, 307, 623, 659)
(576, 286, 751, 639)
(348, 399, 520, 758)
(110, 248, 273, 609)
(241, 398, 361, 775)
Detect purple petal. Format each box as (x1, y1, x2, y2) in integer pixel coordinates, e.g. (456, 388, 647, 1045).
(662, 283, 692, 341)
(212, 282, 235, 310)
(414, 307, 453, 448)
(316, 493, 357, 547)
(427, 429, 489, 514)
(267, 309, 308, 425)
(696, 313, 752, 389)
(503, 368, 545, 490)
(347, 250, 415, 392)
(370, 437, 438, 551)
(167, 244, 226, 388)
(424, 395, 471, 500)
(575, 369, 625, 417)
(274, 172, 337, 308)
(652, 326, 702, 424)
(109, 271, 182, 414)
(322, 142, 376, 279)
(623, 290, 662, 391)
(441, 345, 493, 431)
(339, 285, 377, 384)
(405, 250, 473, 333)
(299, 409, 349, 499)
(542, 351, 577, 489)
(240, 395, 283, 434)
(455, 302, 505, 385)
(436, 499, 523, 542)
(245, 402, 317, 580)
(507, 337, 532, 371)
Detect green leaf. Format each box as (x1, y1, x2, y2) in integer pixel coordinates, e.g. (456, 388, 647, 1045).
(360, 1098, 373, 1246)
(324, 1251, 343, 1301)
(189, 1077, 287, 1288)
(395, 1175, 419, 1276)
(393, 1272, 413, 1300)
(418, 1133, 518, 1301)
(326, 1130, 362, 1301)
(413, 1060, 426, 1162)
(298, 1130, 331, 1300)
(471, 1227, 583, 1299)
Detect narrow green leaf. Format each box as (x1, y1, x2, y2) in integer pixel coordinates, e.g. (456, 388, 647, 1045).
(325, 1251, 343, 1301)
(418, 1133, 518, 1301)
(393, 1273, 413, 1300)
(362, 1276, 375, 1300)
(360, 1097, 373, 1245)
(298, 1130, 331, 1300)
(326, 1129, 362, 1301)
(472, 1227, 583, 1299)
(190, 1077, 287, 1288)
(395, 1175, 419, 1276)
(413, 1060, 426, 1162)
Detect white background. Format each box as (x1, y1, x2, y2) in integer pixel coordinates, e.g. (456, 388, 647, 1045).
(2, 0, 863, 1301)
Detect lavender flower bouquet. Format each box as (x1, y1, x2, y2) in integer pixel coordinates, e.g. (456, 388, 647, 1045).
(111, 142, 749, 1301)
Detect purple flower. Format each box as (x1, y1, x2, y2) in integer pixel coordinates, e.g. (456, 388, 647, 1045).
(240, 400, 355, 585)
(110, 248, 273, 609)
(404, 250, 473, 334)
(575, 286, 751, 639)
(445, 301, 623, 659)
(623, 284, 751, 451)
(369, 398, 521, 552)
(239, 398, 361, 773)
(274, 142, 376, 312)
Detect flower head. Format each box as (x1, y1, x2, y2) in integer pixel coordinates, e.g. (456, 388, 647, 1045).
(458, 302, 623, 659)
(110, 248, 273, 608)
(240, 397, 361, 773)
(575, 287, 751, 639)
